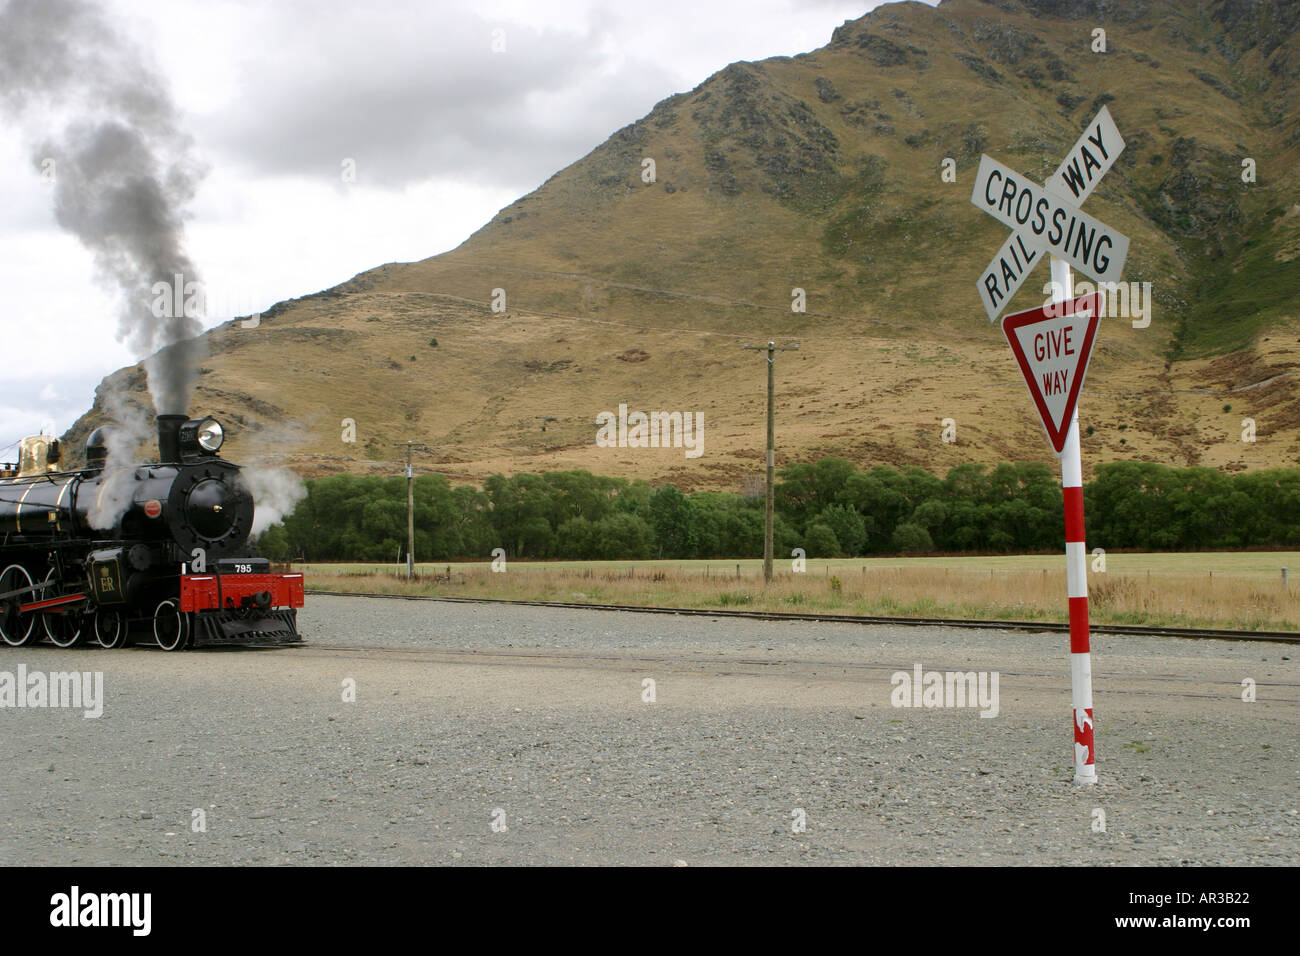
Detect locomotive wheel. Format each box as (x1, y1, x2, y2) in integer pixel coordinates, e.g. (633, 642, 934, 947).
(0, 564, 38, 647)
(153, 599, 191, 652)
(93, 608, 128, 649)
(42, 570, 84, 648)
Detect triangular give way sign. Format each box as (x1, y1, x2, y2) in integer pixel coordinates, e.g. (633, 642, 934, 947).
(1001, 292, 1103, 455)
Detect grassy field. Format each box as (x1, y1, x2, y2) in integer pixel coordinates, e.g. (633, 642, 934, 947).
(297, 552, 1300, 631)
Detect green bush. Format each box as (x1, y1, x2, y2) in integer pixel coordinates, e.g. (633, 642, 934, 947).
(818, 503, 867, 555)
(804, 522, 842, 558)
(891, 522, 934, 554)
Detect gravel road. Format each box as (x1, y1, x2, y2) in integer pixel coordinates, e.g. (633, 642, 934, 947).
(1, 594, 1296, 865)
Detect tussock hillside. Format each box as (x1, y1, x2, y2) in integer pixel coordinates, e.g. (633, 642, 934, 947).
(66, 0, 1300, 487)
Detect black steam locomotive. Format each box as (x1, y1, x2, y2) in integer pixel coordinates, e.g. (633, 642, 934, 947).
(0, 414, 303, 650)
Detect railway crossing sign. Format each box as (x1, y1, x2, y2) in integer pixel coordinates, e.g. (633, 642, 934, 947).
(1044, 105, 1125, 204)
(972, 106, 1128, 322)
(969, 104, 1131, 787)
(1001, 292, 1103, 455)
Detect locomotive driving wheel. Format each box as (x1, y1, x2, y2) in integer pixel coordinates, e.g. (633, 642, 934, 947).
(153, 598, 191, 652)
(93, 608, 128, 649)
(42, 569, 84, 648)
(0, 564, 39, 647)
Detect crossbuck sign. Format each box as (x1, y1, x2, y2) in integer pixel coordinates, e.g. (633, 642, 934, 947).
(972, 106, 1129, 322)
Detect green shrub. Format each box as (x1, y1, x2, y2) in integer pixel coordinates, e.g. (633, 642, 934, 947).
(804, 522, 842, 558)
(891, 522, 933, 554)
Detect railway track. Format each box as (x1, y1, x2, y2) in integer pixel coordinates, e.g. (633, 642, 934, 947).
(305, 589, 1300, 644)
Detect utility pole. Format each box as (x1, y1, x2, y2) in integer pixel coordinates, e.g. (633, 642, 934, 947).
(395, 441, 428, 580)
(742, 341, 798, 584)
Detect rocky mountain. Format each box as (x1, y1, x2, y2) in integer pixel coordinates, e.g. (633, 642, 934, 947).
(66, 0, 1300, 487)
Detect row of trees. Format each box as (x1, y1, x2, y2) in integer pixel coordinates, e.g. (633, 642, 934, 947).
(254, 458, 1300, 562)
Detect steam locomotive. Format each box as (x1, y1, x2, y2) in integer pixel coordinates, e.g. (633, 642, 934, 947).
(0, 414, 303, 650)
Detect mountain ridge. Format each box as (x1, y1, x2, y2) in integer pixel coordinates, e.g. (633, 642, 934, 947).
(64, 0, 1300, 488)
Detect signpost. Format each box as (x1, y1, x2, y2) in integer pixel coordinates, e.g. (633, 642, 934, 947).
(971, 106, 1129, 785)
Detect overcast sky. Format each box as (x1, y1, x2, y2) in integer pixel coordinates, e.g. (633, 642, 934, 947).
(0, 0, 927, 454)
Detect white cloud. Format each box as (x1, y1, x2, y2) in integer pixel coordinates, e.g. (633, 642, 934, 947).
(0, 0, 917, 441)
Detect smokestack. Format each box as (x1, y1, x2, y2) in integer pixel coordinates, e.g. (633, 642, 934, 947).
(157, 414, 185, 463)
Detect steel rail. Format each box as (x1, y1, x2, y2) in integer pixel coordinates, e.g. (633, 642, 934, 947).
(304, 590, 1300, 644)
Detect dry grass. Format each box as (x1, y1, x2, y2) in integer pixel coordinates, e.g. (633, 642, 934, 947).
(300, 554, 1300, 631)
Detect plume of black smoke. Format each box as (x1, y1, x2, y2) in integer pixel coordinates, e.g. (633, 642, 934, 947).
(0, 0, 206, 415)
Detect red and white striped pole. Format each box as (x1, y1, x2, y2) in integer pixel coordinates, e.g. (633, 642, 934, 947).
(1052, 256, 1096, 785)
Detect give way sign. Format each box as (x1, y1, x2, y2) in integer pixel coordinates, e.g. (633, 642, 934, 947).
(1001, 292, 1104, 455)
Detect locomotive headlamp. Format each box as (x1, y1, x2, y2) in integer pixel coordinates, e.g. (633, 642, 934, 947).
(178, 417, 225, 457)
(197, 419, 224, 452)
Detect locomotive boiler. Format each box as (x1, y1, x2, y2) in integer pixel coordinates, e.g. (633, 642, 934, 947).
(0, 414, 303, 650)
